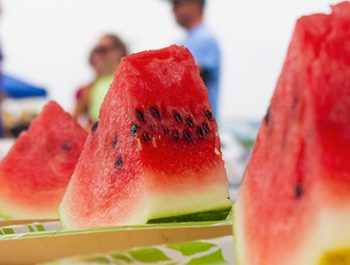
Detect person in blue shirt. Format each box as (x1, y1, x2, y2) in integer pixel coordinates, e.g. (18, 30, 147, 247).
(0, 45, 4, 138)
(0, 5, 3, 137)
(168, 0, 221, 117)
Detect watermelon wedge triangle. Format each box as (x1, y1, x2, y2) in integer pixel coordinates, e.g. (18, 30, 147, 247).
(234, 2, 350, 265)
(59, 45, 232, 228)
(0, 101, 87, 219)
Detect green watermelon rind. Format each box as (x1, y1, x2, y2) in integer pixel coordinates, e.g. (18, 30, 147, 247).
(147, 206, 232, 224)
(0, 211, 11, 220)
(0, 219, 232, 240)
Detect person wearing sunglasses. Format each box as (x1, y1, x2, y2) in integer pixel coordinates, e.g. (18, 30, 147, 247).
(73, 34, 128, 126)
(167, 0, 221, 118)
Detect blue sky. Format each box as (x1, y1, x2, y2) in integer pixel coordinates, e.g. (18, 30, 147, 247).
(1, 0, 336, 121)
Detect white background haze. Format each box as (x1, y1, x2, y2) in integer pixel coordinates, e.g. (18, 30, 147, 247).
(1, 0, 336, 121)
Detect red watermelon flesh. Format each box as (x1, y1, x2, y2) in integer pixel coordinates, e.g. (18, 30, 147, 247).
(59, 45, 231, 229)
(0, 101, 87, 219)
(234, 3, 350, 265)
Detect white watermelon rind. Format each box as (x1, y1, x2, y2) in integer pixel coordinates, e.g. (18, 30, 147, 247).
(0, 211, 11, 220)
(0, 201, 58, 220)
(59, 167, 232, 229)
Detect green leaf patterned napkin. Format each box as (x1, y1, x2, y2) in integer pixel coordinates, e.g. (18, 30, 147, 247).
(40, 236, 234, 265)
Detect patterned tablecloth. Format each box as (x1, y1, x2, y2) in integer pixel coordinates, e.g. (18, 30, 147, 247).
(41, 236, 234, 265)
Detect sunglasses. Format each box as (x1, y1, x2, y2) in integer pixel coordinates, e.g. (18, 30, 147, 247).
(93, 45, 117, 55)
(172, 0, 186, 6)
(172, 0, 203, 6)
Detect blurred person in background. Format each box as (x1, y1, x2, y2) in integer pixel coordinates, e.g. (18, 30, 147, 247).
(0, 3, 4, 138)
(73, 34, 127, 126)
(73, 50, 101, 125)
(167, 0, 221, 118)
(0, 84, 4, 138)
(0, 54, 4, 138)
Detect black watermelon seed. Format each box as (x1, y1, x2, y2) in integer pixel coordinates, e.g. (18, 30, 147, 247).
(196, 127, 205, 139)
(183, 131, 193, 143)
(163, 127, 170, 135)
(130, 124, 139, 136)
(61, 141, 71, 152)
(135, 109, 145, 122)
(112, 135, 118, 148)
(294, 184, 303, 198)
(264, 106, 271, 124)
(150, 107, 161, 120)
(114, 156, 123, 168)
(91, 121, 99, 132)
(186, 117, 194, 128)
(202, 122, 211, 134)
(172, 131, 180, 141)
(143, 132, 150, 142)
(205, 110, 214, 120)
(174, 112, 183, 123)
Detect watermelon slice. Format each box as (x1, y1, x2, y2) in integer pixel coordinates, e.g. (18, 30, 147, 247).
(234, 3, 350, 265)
(0, 101, 87, 219)
(59, 45, 232, 228)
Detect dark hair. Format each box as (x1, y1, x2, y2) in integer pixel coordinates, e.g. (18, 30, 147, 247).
(103, 33, 128, 57)
(172, 0, 205, 7)
(89, 34, 128, 66)
(88, 50, 95, 66)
